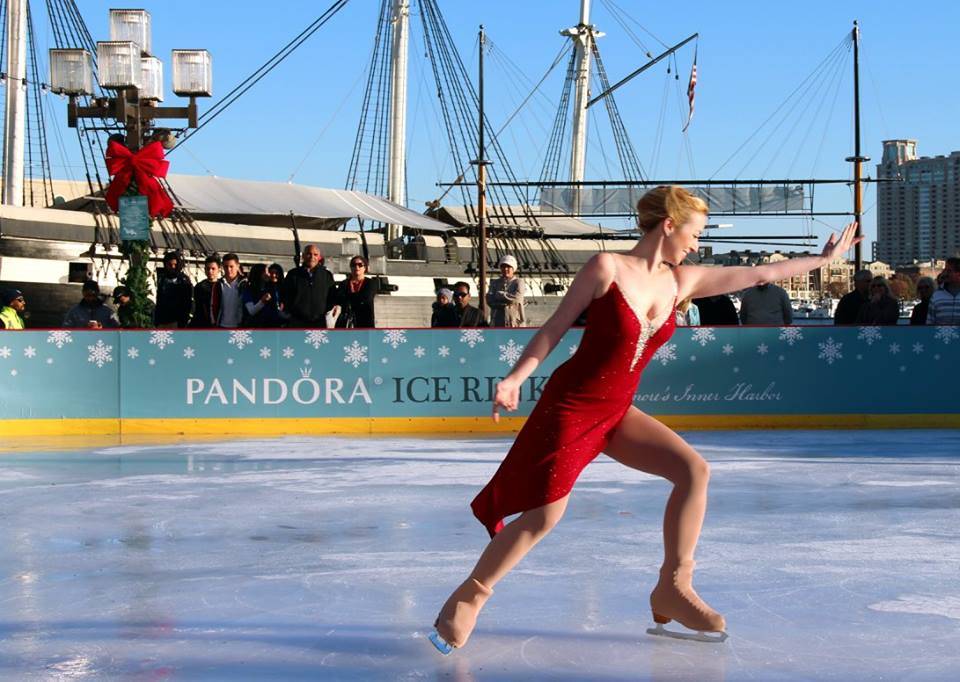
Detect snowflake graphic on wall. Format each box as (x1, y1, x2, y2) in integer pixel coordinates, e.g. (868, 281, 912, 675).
(127, 347, 139, 359)
(459, 329, 485, 348)
(438, 345, 451, 358)
(304, 330, 329, 349)
(282, 346, 295, 359)
(778, 327, 804, 346)
(888, 343, 901, 355)
(857, 326, 882, 346)
(382, 330, 407, 349)
(568, 344, 579, 356)
(817, 337, 843, 365)
(934, 326, 959, 345)
(756, 343, 769, 355)
(228, 330, 253, 350)
(691, 328, 716, 347)
(343, 340, 368, 368)
(413, 346, 426, 358)
(149, 330, 175, 350)
(721, 344, 734, 356)
(183, 347, 195, 359)
(498, 339, 524, 365)
(912, 342, 924, 354)
(23, 346, 36, 358)
(652, 343, 678, 366)
(0, 346, 10, 359)
(87, 339, 113, 368)
(46, 331, 73, 349)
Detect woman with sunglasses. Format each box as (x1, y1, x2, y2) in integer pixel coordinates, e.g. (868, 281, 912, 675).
(333, 256, 377, 328)
(856, 276, 900, 325)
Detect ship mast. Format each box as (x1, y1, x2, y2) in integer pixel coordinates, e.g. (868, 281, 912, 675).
(562, 0, 603, 214)
(2, 0, 28, 206)
(846, 20, 868, 271)
(387, 0, 410, 243)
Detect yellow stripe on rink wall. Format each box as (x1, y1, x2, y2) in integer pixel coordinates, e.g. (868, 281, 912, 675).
(2, 413, 959, 446)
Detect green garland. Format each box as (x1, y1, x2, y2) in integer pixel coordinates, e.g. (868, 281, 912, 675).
(118, 181, 154, 328)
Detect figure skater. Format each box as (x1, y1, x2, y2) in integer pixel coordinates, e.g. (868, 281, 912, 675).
(429, 186, 861, 651)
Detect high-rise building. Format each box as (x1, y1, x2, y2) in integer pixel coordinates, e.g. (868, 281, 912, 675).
(877, 140, 960, 266)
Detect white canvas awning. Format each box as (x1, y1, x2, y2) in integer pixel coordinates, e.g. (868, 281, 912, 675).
(435, 204, 614, 237)
(164, 175, 456, 232)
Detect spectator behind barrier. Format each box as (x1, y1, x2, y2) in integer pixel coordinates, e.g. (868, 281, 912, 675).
(191, 255, 222, 328)
(453, 281, 485, 327)
(927, 257, 960, 325)
(857, 276, 900, 325)
(0, 288, 26, 330)
(834, 269, 872, 325)
(283, 244, 339, 328)
(217, 253, 245, 329)
(911, 277, 935, 326)
(112, 285, 154, 328)
(243, 263, 287, 327)
(693, 294, 739, 325)
(63, 280, 119, 329)
(154, 251, 192, 328)
(739, 282, 792, 325)
(333, 256, 376, 328)
(486, 254, 526, 327)
(675, 298, 701, 326)
(432, 288, 458, 328)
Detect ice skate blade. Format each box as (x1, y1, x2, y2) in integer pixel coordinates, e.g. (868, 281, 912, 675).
(646, 622, 728, 643)
(428, 630, 455, 655)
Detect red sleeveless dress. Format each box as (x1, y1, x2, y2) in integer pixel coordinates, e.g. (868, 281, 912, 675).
(471, 270, 679, 537)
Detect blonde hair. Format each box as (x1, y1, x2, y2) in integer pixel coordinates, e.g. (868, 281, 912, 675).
(636, 185, 709, 234)
(677, 297, 692, 313)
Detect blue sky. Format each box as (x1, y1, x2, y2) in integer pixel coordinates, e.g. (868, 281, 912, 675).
(36, 1, 960, 253)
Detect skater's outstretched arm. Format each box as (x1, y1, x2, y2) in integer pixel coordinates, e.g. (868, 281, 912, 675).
(677, 221, 863, 300)
(492, 253, 615, 421)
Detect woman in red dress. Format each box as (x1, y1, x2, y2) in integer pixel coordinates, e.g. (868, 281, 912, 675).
(430, 186, 861, 651)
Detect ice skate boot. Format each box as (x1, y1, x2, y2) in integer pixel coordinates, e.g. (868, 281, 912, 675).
(647, 560, 727, 643)
(428, 577, 493, 655)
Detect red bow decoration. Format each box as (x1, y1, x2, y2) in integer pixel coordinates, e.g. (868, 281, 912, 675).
(105, 140, 174, 218)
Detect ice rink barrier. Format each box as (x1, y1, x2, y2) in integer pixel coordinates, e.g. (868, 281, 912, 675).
(1, 326, 957, 435)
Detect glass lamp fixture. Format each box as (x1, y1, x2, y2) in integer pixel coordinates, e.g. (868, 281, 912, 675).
(171, 50, 212, 97)
(109, 9, 151, 55)
(49, 49, 93, 95)
(140, 56, 163, 101)
(97, 41, 141, 88)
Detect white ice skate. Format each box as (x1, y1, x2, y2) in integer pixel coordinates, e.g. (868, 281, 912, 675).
(646, 620, 728, 643)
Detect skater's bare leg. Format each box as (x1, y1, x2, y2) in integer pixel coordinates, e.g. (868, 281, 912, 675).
(471, 494, 570, 587)
(607, 407, 708, 563)
(606, 407, 724, 632)
(433, 495, 569, 649)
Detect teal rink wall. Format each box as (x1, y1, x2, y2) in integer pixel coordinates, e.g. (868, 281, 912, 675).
(0, 326, 957, 431)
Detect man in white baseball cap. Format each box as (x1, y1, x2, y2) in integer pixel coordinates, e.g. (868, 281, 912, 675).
(486, 254, 526, 327)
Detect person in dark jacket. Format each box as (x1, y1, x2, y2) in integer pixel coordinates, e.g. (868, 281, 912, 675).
(112, 285, 154, 328)
(333, 256, 376, 328)
(834, 269, 872, 325)
(282, 244, 339, 327)
(154, 251, 193, 328)
(857, 276, 900, 325)
(692, 294, 739, 325)
(910, 277, 935, 325)
(190, 255, 221, 328)
(431, 288, 459, 327)
(243, 263, 287, 327)
(63, 280, 119, 328)
(453, 281, 485, 327)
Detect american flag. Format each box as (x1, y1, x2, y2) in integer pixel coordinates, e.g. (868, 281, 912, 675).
(682, 51, 697, 133)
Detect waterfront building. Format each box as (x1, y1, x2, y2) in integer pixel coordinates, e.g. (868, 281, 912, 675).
(877, 140, 960, 266)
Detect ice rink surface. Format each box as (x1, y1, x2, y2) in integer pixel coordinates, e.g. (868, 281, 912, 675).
(1, 429, 959, 681)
